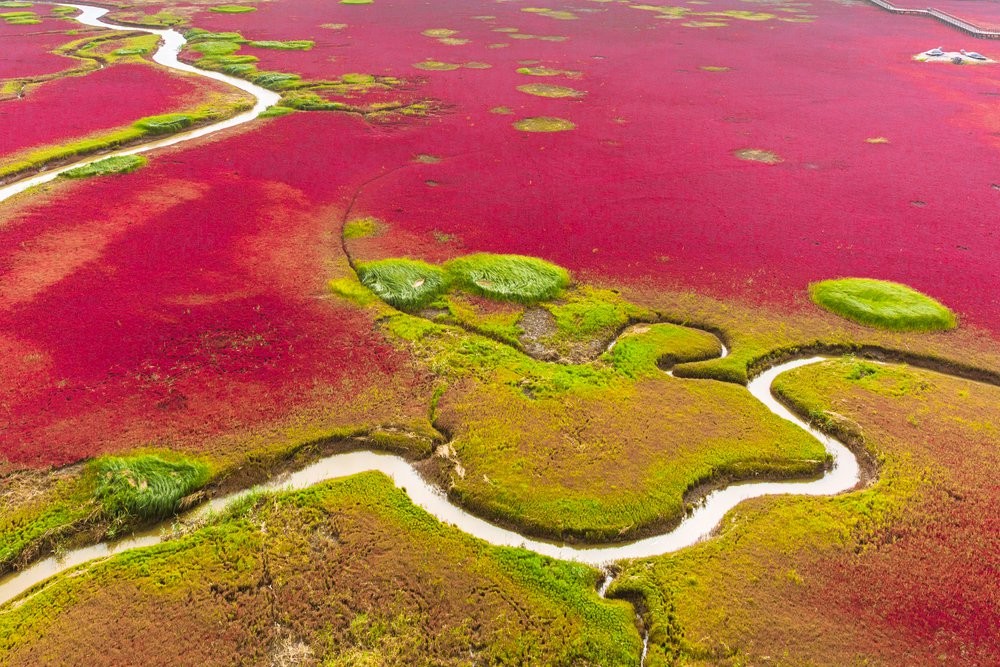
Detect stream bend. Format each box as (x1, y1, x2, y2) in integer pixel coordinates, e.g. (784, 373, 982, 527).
(0, 3, 862, 611)
(0, 349, 860, 607)
(0, 3, 280, 205)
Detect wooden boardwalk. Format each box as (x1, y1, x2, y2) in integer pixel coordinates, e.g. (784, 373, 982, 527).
(866, 0, 1000, 39)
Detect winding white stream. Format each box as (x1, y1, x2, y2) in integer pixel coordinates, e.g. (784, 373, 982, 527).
(0, 3, 279, 205)
(0, 352, 860, 608)
(0, 3, 863, 624)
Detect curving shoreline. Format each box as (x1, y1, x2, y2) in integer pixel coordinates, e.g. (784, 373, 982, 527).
(0, 3, 280, 206)
(0, 0, 859, 614)
(0, 343, 861, 608)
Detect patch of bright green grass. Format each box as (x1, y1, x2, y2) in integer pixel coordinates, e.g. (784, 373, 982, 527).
(132, 113, 196, 134)
(445, 253, 570, 304)
(1, 10, 38, 23)
(60, 155, 147, 179)
(188, 39, 241, 56)
(246, 39, 314, 50)
(358, 259, 450, 311)
(92, 455, 210, 527)
(606, 323, 723, 378)
(185, 29, 244, 41)
(251, 71, 301, 90)
(341, 0, 374, 4)
(0, 2, 32, 7)
(258, 105, 295, 118)
(810, 278, 956, 332)
(208, 4, 257, 13)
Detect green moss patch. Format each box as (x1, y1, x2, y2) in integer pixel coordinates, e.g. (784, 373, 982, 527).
(809, 278, 957, 332)
(516, 84, 585, 98)
(445, 253, 570, 304)
(246, 39, 314, 50)
(61, 155, 147, 179)
(513, 116, 576, 132)
(344, 216, 380, 239)
(208, 4, 257, 13)
(357, 258, 450, 311)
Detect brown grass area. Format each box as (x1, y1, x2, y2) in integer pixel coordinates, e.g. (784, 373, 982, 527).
(2, 474, 639, 665)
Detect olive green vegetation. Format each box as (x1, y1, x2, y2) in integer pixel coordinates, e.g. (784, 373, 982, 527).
(0, 454, 209, 570)
(0, 2, 33, 8)
(343, 216, 380, 239)
(445, 253, 571, 304)
(357, 258, 450, 311)
(0, 98, 252, 182)
(257, 105, 295, 118)
(60, 155, 147, 179)
(0, 10, 38, 24)
(0, 469, 95, 572)
(0, 474, 641, 665)
(810, 278, 957, 332)
(613, 359, 999, 665)
(608, 322, 723, 379)
(381, 311, 826, 542)
(183, 29, 432, 118)
(246, 39, 313, 50)
(208, 4, 256, 13)
(93, 455, 210, 530)
(513, 116, 576, 132)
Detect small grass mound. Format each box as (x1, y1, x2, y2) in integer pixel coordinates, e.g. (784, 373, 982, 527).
(133, 113, 196, 134)
(357, 258, 449, 311)
(513, 117, 576, 132)
(208, 5, 257, 13)
(61, 155, 147, 179)
(445, 253, 570, 304)
(809, 278, 957, 331)
(93, 455, 210, 526)
(516, 84, 585, 98)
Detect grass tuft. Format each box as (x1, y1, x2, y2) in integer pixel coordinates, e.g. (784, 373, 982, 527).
(92, 455, 210, 526)
(357, 258, 450, 311)
(445, 253, 570, 304)
(61, 155, 147, 179)
(809, 278, 957, 331)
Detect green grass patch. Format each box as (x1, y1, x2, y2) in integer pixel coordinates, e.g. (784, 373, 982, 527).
(132, 113, 196, 135)
(251, 70, 301, 90)
(445, 253, 570, 304)
(258, 105, 295, 118)
(246, 39, 314, 50)
(0, 2, 33, 7)
(208, 4, 257, 13)
(357, 259, 450, 311)
(186, 29, 244, 42)
(607, 323, 723, 378)
(61, 155, 147, 179)
(188, 39, 242, 56)
(810, 278, 956, 332)
(92, 455, 210, 527)
(343, 216, 380, 239)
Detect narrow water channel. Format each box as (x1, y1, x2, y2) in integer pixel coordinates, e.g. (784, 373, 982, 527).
(0, 351, 860, 607)
(0, 3, 280, 205)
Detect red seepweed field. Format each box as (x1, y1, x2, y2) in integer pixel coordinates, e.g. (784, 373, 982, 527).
(0, 0, 998, 665)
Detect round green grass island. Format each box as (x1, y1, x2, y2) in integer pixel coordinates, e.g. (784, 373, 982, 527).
(809, 278, 957, 332)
